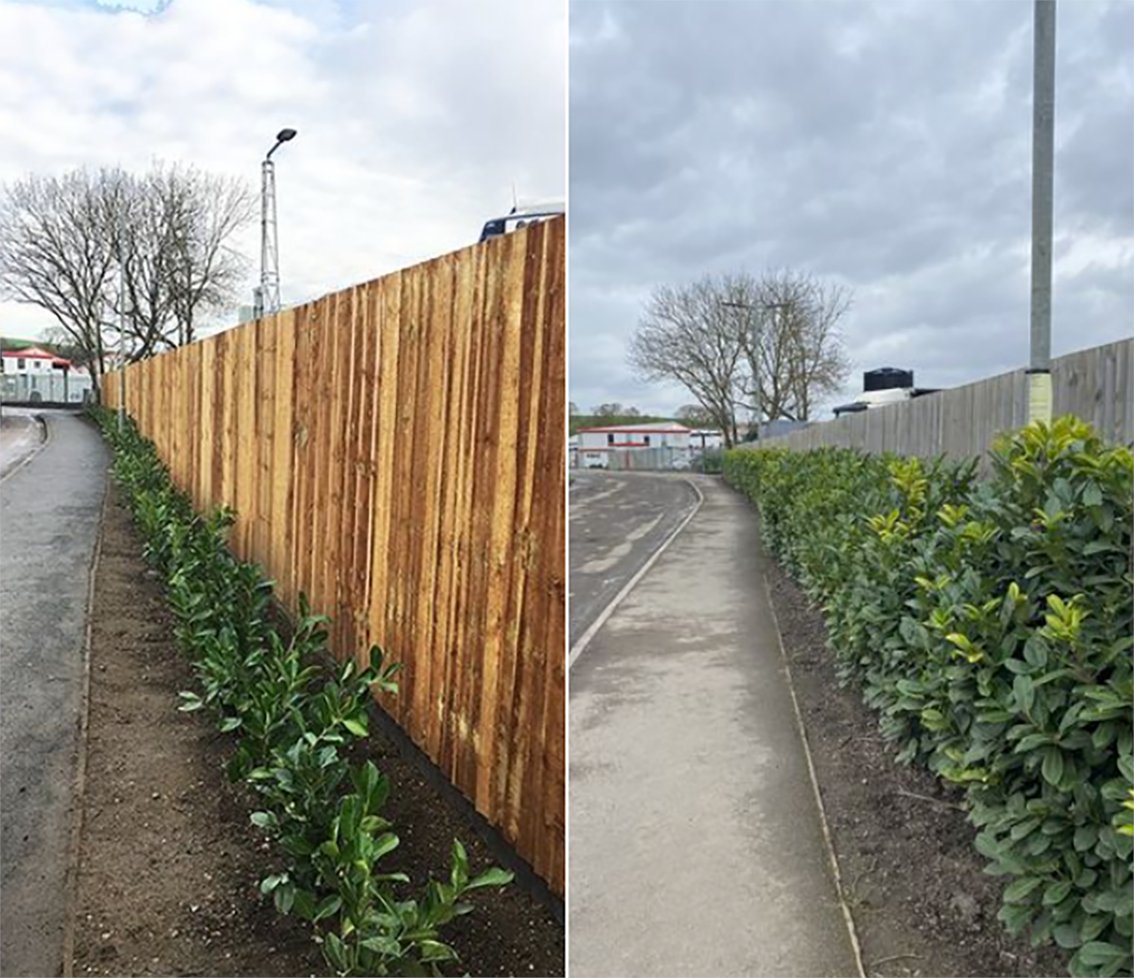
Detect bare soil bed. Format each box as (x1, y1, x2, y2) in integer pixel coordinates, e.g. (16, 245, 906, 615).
(71, 485, 564, 977)
(764, 556, 1068, 978)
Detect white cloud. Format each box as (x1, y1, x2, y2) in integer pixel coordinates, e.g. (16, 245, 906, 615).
(94, 0, 168, 12)
(0, 0, 565, 339)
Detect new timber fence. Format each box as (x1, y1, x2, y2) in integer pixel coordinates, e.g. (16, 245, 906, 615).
(105, 218, 566, 894)
(756, 338, 1133, 458)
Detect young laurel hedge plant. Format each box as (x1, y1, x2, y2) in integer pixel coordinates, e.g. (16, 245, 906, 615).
(723, 417, 1133, 978)
(91, 408, 512, 977)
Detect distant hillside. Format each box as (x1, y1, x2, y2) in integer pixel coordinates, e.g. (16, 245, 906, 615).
(569, 414, 677, 435)
(0, 337, 53, 352)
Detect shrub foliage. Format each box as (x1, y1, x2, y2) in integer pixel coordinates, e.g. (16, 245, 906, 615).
(724, 417, 1133, 978)
(92, 409, 511, 977)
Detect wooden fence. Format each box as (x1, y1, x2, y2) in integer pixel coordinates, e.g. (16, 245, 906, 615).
(757, 338, 1133, 458)
(105, 219, 566, 894)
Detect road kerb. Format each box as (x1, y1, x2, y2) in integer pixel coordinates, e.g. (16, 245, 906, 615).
(762, 570, 867, 978)
(60, 458, 110, 978)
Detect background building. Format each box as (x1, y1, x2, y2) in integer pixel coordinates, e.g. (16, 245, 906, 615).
(0, 342, 93, 404)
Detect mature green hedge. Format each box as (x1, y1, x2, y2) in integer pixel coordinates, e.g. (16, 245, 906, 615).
(91, 409, 510, 977)
(724, 417, 1133, 978)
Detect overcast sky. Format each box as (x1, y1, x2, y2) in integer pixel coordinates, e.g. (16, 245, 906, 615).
(0, 0, 564, 340)
(569, 0, 1134, 419)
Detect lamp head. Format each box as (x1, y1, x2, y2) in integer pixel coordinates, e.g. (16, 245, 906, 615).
(267, 128, 298, 159)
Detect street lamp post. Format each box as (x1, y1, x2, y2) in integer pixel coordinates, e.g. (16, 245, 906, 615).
(255, 127, 297, 320)
(117, 199, 127, 432)
(1028, 0, 1056, 424)
(722, 299, 790, 439)
(722, 300, 759, 437)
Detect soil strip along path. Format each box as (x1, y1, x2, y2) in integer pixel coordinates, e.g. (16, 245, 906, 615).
(1, 410, 108, 977)
(71, 481, 563, 977)
(569, 475, 859, 978)
(762, 556, 1068, 978)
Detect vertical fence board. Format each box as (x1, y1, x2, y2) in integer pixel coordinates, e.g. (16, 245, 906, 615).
(103, 220, 565, 893)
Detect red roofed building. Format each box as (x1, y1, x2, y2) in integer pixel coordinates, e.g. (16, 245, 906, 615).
(0, 345, 74, 373)
(575, 421, 692, 469)
(0, 345, 93, 403)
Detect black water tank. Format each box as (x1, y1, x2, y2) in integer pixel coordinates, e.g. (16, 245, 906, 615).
(863, 367, 913, 392)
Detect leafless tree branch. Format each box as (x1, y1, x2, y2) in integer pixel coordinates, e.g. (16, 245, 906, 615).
(629, 270, 852, 445)
(0, 163, 254, 397)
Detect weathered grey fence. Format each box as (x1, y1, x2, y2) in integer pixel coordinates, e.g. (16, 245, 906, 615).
(606, 446, 689, 471)
(1052, 340, 1133, 446)
(757, 339, 1132, 457)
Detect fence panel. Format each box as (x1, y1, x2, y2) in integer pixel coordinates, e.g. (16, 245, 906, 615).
(0, 371, 93, 404)
(758, 339, 1132, 459)
(1054, 339, 1134, 448)
(606, 445, 689, 470)
(106, 219, 566, 894)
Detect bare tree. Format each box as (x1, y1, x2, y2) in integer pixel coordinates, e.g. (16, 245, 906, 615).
(154, 165, 255, 346)
(629, 274, 751, 446)
(630, 271, 852, 444)
(736, 270, 852, 422)
(590, 402, 626, 417)
(0, 169, 119, 396)
(116, 164, 254, 354)
(675, 403, 714, 427)
(114, 169, 177, 358)
(0, 163, 254, 397)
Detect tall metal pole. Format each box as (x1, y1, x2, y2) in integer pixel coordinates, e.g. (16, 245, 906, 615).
(722, 300, 759, 439)
(256, 128, 295, 319)
(763, 301, 793, 430)
(751, 308, 762, 432)
(117, 201, 126, 432)
(1028, 0, 1056, 424)
(728, 299, 792, 437)
(258, 156, 278, 317)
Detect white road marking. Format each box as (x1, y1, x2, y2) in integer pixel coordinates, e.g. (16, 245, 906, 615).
(568, 479, 704, 670)
(578, 541, 632, 575)
(625, 512, 663, 542)
(569, 478, 627, 516)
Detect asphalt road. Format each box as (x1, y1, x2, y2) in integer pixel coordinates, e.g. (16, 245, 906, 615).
(0, 409, 46, 479)
(1, 410, 108, 977)
(568, 471, 699, 650)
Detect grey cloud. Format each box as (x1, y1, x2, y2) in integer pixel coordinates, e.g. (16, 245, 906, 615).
(569, 0, 1133, 418)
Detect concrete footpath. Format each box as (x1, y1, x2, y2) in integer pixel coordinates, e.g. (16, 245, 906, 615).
(1, 411, 108, 977)
(569, 476, 859, 978)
